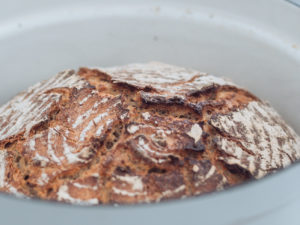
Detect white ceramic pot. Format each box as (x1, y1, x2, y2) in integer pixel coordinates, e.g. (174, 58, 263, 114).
(0, 0, 299, 224)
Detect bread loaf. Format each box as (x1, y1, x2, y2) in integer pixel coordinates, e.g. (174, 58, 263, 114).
(0, 62, 299, 205)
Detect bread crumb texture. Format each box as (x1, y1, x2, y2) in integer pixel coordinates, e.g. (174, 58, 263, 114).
(0, 62, 299, 205)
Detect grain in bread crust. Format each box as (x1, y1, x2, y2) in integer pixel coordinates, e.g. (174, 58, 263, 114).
(0, 62, 299, 205)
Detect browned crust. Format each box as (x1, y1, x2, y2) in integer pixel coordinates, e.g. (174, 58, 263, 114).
(0, 62, 299, 205)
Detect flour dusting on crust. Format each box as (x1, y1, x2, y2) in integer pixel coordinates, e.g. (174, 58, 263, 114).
(210, 101, 300, 178)
(0, 70, 88, 141)
(0, 150, 7, 188)
(97, 62, 234, 97)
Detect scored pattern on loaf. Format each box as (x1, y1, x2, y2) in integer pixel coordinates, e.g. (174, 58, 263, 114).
(0, 70, 88, 141)
(97, 62, 234, 97)
(23, 93, 123, 167)
(210, 101, 300, 179)
(0, 62, 299, 205)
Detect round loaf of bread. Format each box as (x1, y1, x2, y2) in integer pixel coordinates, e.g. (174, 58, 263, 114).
(0, 62, 299, 205)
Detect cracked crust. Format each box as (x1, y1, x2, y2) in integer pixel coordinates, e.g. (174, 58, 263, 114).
(0, 62, 299, 205)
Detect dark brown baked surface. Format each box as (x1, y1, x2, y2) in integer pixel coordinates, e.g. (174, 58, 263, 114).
(0, 62, 299, 205)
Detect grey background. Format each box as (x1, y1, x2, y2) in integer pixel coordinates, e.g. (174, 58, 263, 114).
(287, 0, 300, 6)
